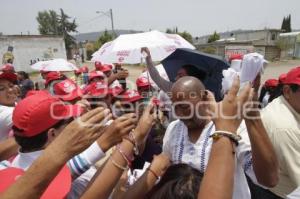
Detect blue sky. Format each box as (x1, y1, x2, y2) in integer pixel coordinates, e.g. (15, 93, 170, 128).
(1, 0, 299, 37)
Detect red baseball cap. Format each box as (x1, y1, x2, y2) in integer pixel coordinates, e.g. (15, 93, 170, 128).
(84, 82, 123, 97)
(45, 72, 62, 86)
(118, 90, 142, 103)
(1, 64, 15, 73)
(279, 73, 287, 84)
(264, 79, 279, 88)
(0, 165, 71, 199)
(109, 86, 124, 97)
(0, 71, 17, 82)
(229, 54, 243, 62)
(136, 77, 150, 88)
(95, 61, 102, 70)
(281, 66, 300, 85)
(41, 165, 71, 199)
(152, 97, 160, 106)
(0, 167, 24, 192)
(25, 90, 50, 98)
(88, 71, 105, 82)
(52, 79, 83, 101)
(13, 92, 83, 137)
(99, 64, 113, 73)
(75, 66, 89, 75)
(84, 81, 108, 97)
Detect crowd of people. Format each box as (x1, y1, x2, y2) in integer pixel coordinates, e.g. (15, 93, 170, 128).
(0, 47, 299, 199)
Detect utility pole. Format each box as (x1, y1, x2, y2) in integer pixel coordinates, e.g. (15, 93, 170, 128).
(110, 9, 116, 38)
(96, 9, 116, 38)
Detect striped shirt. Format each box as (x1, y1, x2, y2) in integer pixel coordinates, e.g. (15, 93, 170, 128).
(0, 141, 104, 178)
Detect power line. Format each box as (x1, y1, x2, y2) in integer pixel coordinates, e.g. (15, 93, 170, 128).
(78, 14, 108, 28)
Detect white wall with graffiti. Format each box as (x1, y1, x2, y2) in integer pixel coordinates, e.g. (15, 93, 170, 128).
(0, 35, 66, 72)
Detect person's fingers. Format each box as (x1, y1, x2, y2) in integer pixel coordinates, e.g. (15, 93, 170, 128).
(80, 107, 105, 122)
(252, 90, 259, 102)
(228, 75, 240, 97)
(119, 116, 138, 127)
(121, 125, 136, 136)
(144, 99, 155, 114)
(89, 113, 113, 135)
(115, 115, 130, 122)
(87, 109, 111, 125)
(115, 113, 137, 125)
(238, 83, 252, 104)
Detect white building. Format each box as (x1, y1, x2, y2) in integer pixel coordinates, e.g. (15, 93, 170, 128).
(0, 35, 66, 73)
(279, 32, 300, 59)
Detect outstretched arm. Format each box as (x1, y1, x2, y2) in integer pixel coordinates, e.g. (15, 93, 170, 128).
(0, 138, 18, 161)
(244, 99, 279, 187)
(142, 47, 173, 93)
(121, 154, 170, 199)
(81, 102, 156, 199)
(0, 108, 110, 199)
(199, 77, 253, 199)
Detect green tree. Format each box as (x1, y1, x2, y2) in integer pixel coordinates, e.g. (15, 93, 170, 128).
(281, 17, 286, 31)
(85, 42, 95, 60)
(208, 31, 220, 43)
(202, 46, 217, 54)
(281, 15, 292, 33)
(166, 28, 175, 34)
(36, 9, 78, 56)
(178, 31, 193, 44)
(37, 10, 59, 35)
(165, 28, 193, 44)
(94, 30, 113, 51)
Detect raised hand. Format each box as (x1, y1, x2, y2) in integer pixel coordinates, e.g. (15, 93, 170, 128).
(141, 47, 151, 57)
(134, 100, 156, 145)
(212, 76, 253, 133)
(116, 69, 129, 79)
(76, 98, 91, 113)
(97, 113, 138, 152)
(48, 107, 112, 159)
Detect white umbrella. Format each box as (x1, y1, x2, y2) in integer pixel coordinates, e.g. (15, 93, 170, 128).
(92, 30, 195, 64)
(31, 59, 78, 72)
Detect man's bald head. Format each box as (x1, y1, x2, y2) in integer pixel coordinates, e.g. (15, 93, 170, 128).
(171, 77, 209, 130)
(171, 76, 206, 100)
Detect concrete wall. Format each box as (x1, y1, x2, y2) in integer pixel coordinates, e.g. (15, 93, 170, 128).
(0, 36, 66, 73)
(279, 33, 300, 59)
(264, 46, 281, 61)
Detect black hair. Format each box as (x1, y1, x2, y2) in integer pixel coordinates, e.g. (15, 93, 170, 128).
(146, 164, 203, 199)
(13, 119, 70, 152)
(279, 84, 299, 96)
(290, 84, 299, 93)
(182, 65, 207, 81)
(17, 71, 29, 79)
(259, 85, 282, 106)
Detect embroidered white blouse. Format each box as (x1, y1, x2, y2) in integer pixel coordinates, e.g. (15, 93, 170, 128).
(163, 120, 258, 199)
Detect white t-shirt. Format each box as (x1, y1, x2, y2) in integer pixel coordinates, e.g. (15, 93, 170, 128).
(0, 105, 14, 141)
(287, 187, 300, 199)
(163, 120, 260, 199)
(261, 96, 300, 198)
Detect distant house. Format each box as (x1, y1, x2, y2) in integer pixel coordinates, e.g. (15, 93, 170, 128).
(0, 35, 66, 73)
(278, 32, 300, 59)
(195, 29, 283, 61)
